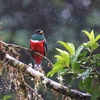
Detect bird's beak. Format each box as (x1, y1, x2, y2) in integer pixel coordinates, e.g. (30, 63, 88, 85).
(39, 30, 43, 34)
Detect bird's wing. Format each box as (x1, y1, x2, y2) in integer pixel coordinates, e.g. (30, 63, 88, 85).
(43, 38, 47, 56)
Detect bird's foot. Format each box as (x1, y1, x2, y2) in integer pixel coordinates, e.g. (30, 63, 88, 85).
(34, 64, 41, 70)
(34, 64, 44, 73)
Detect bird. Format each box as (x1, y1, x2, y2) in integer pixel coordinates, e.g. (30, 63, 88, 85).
(30, 29, 47, 70)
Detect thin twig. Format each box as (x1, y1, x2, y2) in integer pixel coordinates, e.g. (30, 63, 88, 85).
(22, 78, 44, 100)
(33, 51, 53, 68)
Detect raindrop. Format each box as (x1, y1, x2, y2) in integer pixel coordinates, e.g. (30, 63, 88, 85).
(47, 2, 50, 6)
(61, 9, 71, 19)
(32, 8, 36, 11)
(82, 0, 91, 7)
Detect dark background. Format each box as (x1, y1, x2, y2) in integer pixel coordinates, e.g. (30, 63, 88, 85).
(0, 0, 100, 99)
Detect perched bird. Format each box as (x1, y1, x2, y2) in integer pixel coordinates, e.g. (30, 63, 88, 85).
(30, 29, 47, 69)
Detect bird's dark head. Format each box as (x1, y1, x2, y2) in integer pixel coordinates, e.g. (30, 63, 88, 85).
(31, 29, 44, 40)
(34, 29, 43, 35)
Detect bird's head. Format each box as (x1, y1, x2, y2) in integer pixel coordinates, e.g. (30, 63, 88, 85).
(34, 29, 43, 35)
(31, 29, 45, 40)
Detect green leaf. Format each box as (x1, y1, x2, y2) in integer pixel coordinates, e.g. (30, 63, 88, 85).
(53, 62, 65, 70)
(80, 68, 92, 81)
(47, 62, 65, 77)
(83, 42, 93, 52)
(47, 66, 63, 77)
(55, 55, 64, 62)
(91, 85, 99, 100)
(79, 78, 92, 93)
(58, 68, 69, 76)
(3, 95, 11, 100)
(56, 48, 66, 53)
(82, 30, 95, 47)
(68, 43, 75, 55)
(82, 30, 91, 42)
(72, 62, 80, 72)
(56, 48, 70, 67)
(79, 80, 85, 90)
(58, 41, 75, 56)
(94, 34, 100, 43)
(92, 43, 99, 50)
(79, 51, 87, 57)
(84, 78, 92, 93)
(82, 30, 100, 52)
(90, 30, 95, 44)
(71, 45, 84, 66)
(60, 51, 70, 67)
(95, 54, 100, 57)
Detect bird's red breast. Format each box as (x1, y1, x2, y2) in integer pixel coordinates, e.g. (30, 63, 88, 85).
(30, 39, 45, 64)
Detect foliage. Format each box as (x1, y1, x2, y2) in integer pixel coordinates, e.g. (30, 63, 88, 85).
(3, 95, 11, 100)
(47, 30, 100, 100)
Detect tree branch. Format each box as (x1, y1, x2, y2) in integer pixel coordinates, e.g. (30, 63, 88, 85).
(23, 78, 44, 100)
(0, 49, 91, 100)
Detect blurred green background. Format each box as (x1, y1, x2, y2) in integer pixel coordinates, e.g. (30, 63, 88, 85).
(0, 0, 100, 99)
